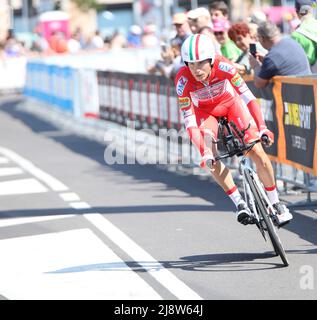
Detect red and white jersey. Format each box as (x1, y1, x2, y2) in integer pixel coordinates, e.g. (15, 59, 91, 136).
(174, 55, 257, 129)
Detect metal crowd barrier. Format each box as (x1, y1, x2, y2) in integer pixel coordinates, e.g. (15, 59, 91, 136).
(97, 71, 182, 132)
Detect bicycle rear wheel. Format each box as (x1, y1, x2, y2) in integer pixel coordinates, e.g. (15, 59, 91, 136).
(244, 170, 289, 267)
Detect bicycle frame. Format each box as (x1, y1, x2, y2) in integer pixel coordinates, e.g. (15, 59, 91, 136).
(239, 156, 277, 239)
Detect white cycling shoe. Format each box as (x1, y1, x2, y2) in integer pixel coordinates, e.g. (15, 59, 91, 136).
(273, 202, 293, 227)
(236, 202, 255, 225)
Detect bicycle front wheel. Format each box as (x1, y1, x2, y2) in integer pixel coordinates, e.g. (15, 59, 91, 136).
(245, 170, 289, 267)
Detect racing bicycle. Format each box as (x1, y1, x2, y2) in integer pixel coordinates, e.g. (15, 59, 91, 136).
(213, 117, 289, 267)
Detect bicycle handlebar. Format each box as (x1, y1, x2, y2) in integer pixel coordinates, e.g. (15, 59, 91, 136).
(214, 139, 260, 162)
(214, 117, 261, 162)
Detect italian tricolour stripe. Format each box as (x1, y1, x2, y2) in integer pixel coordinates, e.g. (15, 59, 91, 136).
(189, 34, 201, 61)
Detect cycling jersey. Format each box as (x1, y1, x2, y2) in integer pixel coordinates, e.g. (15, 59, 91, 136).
(174, 55, 265, 156)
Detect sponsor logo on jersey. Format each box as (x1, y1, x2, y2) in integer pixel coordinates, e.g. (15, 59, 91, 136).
(178, 96, 191, 109)
(218, 62, 235, 74)
(176, 76, 188, 96)
(231, 73, 243, 87)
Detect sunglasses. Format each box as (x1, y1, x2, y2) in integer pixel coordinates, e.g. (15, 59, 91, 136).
(214, 31, 224, 36)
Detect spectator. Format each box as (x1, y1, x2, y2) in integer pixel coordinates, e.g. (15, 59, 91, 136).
(127, 25, 142, 48)
(148, 14, 189, 79)
(49, 31, 68, 54)
(247, 10, 267, 26)
(247, 10, 268, 39)
(30, 26, 50, 54)
(142, 23, 159, 48)
(249, 21, 311, 88)
(228, 22, 267, 75)
(110, 30, 127, 49)
(67, 32, 82, 53)
(213, 18, 242, 62)
(147, 38, 183, 80)
(208, 1, 229, 22)
(90, 31, 105, 50)
(286, 12, 301, 32)
(103, 35, 112, 50)
(199, 26, 221, 55)
(172, 12, 192, 45)
(73, 27, 86, 48)
(168, 38, 184, 80)
(291, 0, 317, 72)
(187, 7, 213, 34)
(4, 30, 26, 57)
(247, 22, 260, 40)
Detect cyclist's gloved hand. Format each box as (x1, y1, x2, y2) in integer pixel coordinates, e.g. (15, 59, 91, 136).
(200, 150, 215, 169)
(259, 128, 274, 146)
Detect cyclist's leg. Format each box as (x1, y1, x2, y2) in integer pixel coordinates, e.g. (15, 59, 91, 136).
(248, 144, 275, 188)
(199, 115, 253, 224)
(226, 98, 275, 188)
(248, 144, 293, 225)
(199, 115, 237, 193)
(227, 100, 292, 224)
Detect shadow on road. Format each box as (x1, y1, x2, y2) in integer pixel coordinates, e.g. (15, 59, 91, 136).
(45, 251, 285, 274)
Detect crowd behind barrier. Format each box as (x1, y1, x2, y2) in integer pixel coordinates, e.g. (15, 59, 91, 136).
(21, 59, 317, 196)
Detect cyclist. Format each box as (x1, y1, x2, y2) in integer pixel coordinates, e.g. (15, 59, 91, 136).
(175, 34, 293, 226)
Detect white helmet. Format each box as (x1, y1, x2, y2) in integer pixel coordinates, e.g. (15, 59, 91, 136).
(181, 34, 216, 64)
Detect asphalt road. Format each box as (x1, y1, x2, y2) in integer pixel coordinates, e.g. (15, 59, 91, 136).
(0, 94, 316, 300)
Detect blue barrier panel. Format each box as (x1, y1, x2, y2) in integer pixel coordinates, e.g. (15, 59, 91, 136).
(32, 63, 40, 99)
(23, 61, 74, 115)
(48, 64, 55, 105)
(61, 67, 74, 113)
(23, 63, 32, 96)
(52, 65, 59, 106)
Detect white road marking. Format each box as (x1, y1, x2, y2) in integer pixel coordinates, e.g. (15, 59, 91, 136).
(69, 202, 91, 209)
(0, 167, 24, 176)
(84, 213, 203, 300)
(0, 147, 202, 300)
(0, 214, 76, 227)
(0, 147, 68, 191)
(0, 178, 48, 195)
(0, 157, 9, 164)
(0, 229, 162, 300)
(59, 192, 80, 202)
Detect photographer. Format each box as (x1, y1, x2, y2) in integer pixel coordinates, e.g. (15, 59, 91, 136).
(249, 21, 311, 88)
(228, 22, 267, 75)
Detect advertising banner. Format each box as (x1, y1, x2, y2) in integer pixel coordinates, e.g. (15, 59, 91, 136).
(281, 82, 316, 172)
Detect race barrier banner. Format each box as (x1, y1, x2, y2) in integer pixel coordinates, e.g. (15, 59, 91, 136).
(273, 77, 317, 175)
